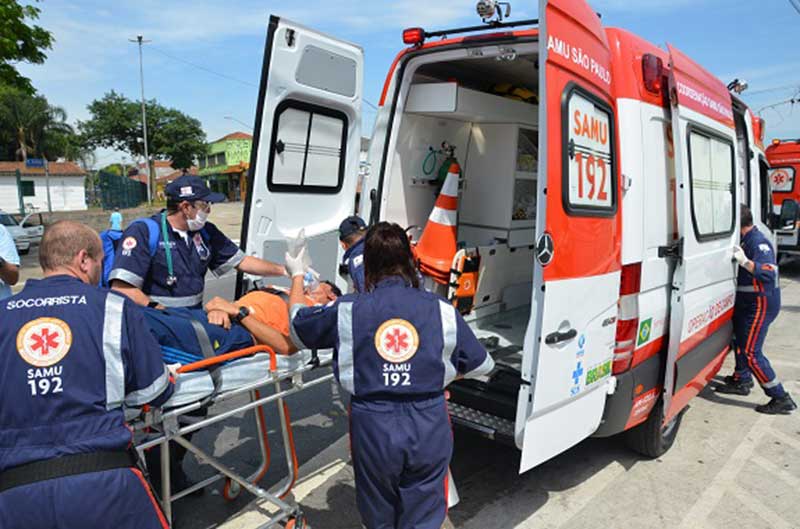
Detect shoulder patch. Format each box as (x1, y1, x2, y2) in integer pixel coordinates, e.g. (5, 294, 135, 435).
(375, 319, 419, 363)
(17, 317, 73, 367)
(758, 243, 771, 254)
(122, 237, 137, 250)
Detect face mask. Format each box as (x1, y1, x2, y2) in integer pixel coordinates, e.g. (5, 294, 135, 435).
(187, 209, 209, 231)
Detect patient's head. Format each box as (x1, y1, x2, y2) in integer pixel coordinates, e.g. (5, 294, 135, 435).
(307, 280, 342, 304)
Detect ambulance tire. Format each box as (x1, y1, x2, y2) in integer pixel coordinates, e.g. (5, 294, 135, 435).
(624, 398, 683, 458)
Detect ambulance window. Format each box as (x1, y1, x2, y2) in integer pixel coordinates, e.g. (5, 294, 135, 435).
(687, 129, 735, 240)
(267, 100, 348, 194)
(769, 166, 795, 193)
(562, 86, 616, 216)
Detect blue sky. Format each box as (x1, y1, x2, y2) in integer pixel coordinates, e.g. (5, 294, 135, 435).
(17, 0, 800, 167)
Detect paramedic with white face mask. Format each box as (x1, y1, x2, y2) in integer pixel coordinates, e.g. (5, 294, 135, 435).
(109, 174, 286, 310)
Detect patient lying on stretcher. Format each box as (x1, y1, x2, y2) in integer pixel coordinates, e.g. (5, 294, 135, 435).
(141, 281, 341, 359)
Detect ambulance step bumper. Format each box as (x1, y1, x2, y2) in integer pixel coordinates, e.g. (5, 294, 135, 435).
(448, 402, 515, 442)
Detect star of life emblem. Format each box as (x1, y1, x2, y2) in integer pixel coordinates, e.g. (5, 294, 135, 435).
(16, 317, 73, 367)
(375, 319, 420, 363)
(122, 237, 137, 250)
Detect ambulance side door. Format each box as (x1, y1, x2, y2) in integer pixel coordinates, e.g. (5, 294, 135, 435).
(239, 16, 363, 294)
(518, 0, 621, 473)
(662, 45, 737, 422)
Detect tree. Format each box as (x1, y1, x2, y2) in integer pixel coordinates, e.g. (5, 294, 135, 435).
(0, 0, 54, 94)
(79, 91, 207, 171)
(0, 85, 82, 162)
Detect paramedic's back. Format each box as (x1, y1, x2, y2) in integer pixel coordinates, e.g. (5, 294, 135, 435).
(0, 221, 173, 529)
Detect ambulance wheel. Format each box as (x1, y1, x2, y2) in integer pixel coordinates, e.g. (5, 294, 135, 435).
(222, 478, 241, 501)
(624, 398, 683, 458)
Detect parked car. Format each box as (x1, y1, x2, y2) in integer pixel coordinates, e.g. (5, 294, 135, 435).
(0, 211, 32, 254)
(18, 212, 44, 245)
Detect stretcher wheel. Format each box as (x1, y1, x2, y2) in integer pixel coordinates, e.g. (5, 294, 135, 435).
(222, 478, 241, 501)
(285, 516, 307, 529)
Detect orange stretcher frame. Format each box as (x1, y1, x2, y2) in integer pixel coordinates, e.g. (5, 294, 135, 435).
(133, 344, 334, 528)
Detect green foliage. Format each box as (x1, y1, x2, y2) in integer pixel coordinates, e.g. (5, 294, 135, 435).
(0, 85, 86, 162)
(79, 91, 207, 170)
(0, 0, 54, 94)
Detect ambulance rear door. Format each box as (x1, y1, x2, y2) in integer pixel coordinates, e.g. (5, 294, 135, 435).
(517, 0, 621, 473)
(662, 44, 737, 422)
(239, 16, 363, 294)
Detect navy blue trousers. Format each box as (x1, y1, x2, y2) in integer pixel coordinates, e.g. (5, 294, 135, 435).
(141, 306, 254, 362)
(733, 296, 786, 398)
(0, 468, 167, 529)
(350, 394, 452, 529)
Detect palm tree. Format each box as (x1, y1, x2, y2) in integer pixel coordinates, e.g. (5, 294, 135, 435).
(0, 87, 77, 161)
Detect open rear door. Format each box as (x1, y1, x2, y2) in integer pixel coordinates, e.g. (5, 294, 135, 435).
(239, 16, 363, 293)
(662, 45, 737, 422)
(517, 0, 621, 473)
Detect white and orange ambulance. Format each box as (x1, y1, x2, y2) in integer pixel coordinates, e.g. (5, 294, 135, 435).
(238, 0, 775, 473)
(767, 139, 800, 257)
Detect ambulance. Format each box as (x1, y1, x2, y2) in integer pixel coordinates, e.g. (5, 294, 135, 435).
(767, 139, 800, 257)
(238, 0, 776, 473)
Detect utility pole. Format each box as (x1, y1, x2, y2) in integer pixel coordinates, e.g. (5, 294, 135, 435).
(44, 158, 52, 214)
(130, 35, 152, 205)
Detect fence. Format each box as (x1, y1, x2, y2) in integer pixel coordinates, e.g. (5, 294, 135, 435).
(96, 170, 147, 210)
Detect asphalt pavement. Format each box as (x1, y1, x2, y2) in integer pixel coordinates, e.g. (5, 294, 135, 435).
(173, 262, 800, 529)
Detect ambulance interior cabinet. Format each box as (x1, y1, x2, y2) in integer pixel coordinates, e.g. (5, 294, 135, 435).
(459, 123, 538, 247)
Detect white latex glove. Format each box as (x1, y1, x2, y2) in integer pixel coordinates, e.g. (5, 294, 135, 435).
(733, 245, 748, 267)
(167, 363, 182, 377)
(285, 247, 308, 278)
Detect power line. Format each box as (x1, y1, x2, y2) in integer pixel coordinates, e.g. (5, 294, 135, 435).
(148, 45, 380, 111)
(148, 45, 258, 88)
(747, 81, 800, 96)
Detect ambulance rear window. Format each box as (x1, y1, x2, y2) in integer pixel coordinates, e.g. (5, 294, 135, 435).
(687, 128, 735, 240)
(769, 166, 795, 193)
(267, 99, 348, 194)
(562, 85, 616, 216)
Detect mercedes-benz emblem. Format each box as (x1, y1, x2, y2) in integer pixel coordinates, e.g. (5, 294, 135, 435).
(536, 232, 554, 266)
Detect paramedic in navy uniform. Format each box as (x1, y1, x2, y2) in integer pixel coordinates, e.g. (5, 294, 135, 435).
(0, 221, 174, 529)
(109, 174, 285, 309)
(716, 205, 796, 414)
(288, 222, 495, 529)
(339, 215, 367, 293)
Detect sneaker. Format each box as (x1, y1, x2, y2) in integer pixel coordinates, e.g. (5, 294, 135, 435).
(755, 394, 797, 415)
(715, 378, 753, 395)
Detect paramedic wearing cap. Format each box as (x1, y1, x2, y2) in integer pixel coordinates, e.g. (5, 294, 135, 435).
(0, 221, 174, 529)
(289, 222, 494, 529)
(716, 205, 796, 414)
(339, 215, 367, 293)
(109, 175, 285, 309)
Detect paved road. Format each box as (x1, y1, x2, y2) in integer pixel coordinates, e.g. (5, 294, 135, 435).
(167, 263, 800, 529)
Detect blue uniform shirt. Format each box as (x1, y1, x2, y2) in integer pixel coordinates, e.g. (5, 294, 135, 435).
(343, 238, 365, 293)
(109, 213, 244, 307)
(737, 227, 780, 305)
(0, 275, 173, 472)
(0, 224, 20, 300)
(290, 276, 494, 398)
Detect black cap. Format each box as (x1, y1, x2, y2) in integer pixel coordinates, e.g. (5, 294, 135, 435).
(165, 175, 225, 203)
(338, 215, 367, 241)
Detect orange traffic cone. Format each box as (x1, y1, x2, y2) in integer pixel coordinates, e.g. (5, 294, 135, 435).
(416, 162, 460, 284)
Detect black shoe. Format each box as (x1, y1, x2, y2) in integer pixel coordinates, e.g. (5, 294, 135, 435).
(716, 378, 753, 395)
(755, 394, 797, 415)
(722, 374, 754, 388)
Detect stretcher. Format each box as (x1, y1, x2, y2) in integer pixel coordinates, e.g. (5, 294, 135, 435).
(130, 344, 334, 529)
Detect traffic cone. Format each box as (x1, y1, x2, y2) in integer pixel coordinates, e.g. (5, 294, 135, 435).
(416, 162, 460, 284)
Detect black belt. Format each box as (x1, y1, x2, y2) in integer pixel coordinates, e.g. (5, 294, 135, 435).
(0, 450, 137, 494)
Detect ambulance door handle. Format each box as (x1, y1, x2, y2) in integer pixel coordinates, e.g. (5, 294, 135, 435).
(544, 328, 577, 345)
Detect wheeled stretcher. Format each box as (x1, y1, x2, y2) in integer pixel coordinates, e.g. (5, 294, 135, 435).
(130, 344, 334, 529)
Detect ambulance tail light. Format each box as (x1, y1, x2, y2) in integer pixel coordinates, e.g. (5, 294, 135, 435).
(614, 263, 643, 374)
(755, 117, 766, 145)
(642, 54, 664, 94)
(403, 27, 425, 46)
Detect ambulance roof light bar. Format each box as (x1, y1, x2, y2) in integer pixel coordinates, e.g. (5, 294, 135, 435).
(403, 17, 540, 46)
